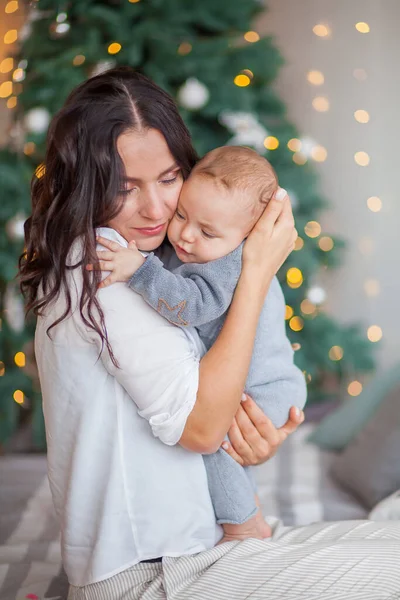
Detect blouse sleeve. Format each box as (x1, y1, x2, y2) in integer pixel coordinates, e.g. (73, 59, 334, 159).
(93, 229, 202, 446)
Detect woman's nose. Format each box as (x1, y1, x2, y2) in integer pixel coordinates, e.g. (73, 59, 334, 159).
(140, 190, 167, 221)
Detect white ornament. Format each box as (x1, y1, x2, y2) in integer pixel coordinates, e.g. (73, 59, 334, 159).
(177, 78, 210, 110)
(24, 107, 51, 134)
(307, 286, 326, 305)
(219, 110, 268, 154)
(91, 60, 117, 77)
(4, 285, 25, 333)
(6, 212, 26, 241)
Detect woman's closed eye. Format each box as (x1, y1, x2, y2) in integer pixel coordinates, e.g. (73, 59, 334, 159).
(119, 186, 138, 196)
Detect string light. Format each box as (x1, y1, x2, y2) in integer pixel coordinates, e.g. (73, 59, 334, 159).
(367, 325, 383, 342)
(355, 22, 370, 33)
(0, 58, 13, 73)
(354, 109, 370, 123)
(264, 136, 279, 150)
(294, 237, 304, 251)
(364, 279, 380, 297)
(300, 299, 316, 315)
(311, 145, 328, 162)
(313, 24, 330, 38)
(293, 153, 307, 165)
(348, 381, 363, 396)
(319, 236, 334, 251)
(312, 96, 329, 112)
(286, 267, 303, 288)
(304, 221, 321, 238)
(329, 346, 344, 361)
(14, 352, 25, 367)
(287, 138, 302, 152)
(7, 96, 17, 108)
(307, 70, 324, 85)
(289, 316, 304, 331)
(241, 69, 254, 80)
(5, 1, 19, 13)
(12, 67, 24, 81)
(285, 305, 294, 320)
(244, 31, 260, 43)
(354, 151, 370, 166)
(178, 42, 192, 55)
(4, 29, 18, 44)
(367, 196, 382, 212)
(23, 142, 35, 155)
(0, 81, 13, 98)
(13, 390, 24, 404)
(234, 74, 250, 87)
(0, 361, 5, 376)
(108, 43, 122, 55)
(72, 54, 86, 66)
(128, 0, 141, 3)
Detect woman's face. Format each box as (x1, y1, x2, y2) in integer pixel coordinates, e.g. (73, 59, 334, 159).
(109, 128, 183, 251)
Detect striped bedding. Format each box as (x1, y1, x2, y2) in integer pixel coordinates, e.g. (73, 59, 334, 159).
(0, 423, 367, 600)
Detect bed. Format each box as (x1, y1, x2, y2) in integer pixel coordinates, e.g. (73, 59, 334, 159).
(0, 423, 367, 600)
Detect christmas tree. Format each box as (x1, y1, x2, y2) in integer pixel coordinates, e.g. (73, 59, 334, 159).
(0, 0, 375, 448)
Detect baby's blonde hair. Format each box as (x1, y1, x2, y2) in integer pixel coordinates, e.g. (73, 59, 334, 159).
(190, 146, 278, 214)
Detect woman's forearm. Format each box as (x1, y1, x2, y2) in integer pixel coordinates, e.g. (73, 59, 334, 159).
(179, 268, 273, 454)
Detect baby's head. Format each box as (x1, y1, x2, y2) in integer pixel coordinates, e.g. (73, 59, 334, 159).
(167, 146, 278, 263)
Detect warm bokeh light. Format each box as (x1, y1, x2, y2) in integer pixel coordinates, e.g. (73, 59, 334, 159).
(0, 58, 13, 73)
(12, 67, 24, 82)
(264, 136, 279, 150)
(287, 138, 302, 152)
(319, 236, 334, 251)
(73, 54, 86, 66)
(355, 22, 370, 33)
(0, 361, 5, 377)
(311, 145, 328, 162)
(289, 316, 304, 332)
(178, 42, 192, 55)
(241, 69, 254, 79)
(4, 30, 18, 44)
(367, 325, 383, 342)
(128, 0, 141, 3)
(354, 151, 370, 166)
(287, 267, 303, 285)
(348, 381, 363, 396)
(5, 1, 19, 13)
(244, 31, 260, 43)
(108, 42, 122, 55)
(300, 299, 316, 315)
(364, 279, 380, 297)
(307, 70, 324, 85)
(312, 96, 330, 112)
(367, 196, 382, 212)
(7, 96, 17, 108)
(0, 81, 13, 98)
(329, 346, 344, 361)
(14, 352, 26, 367)
(353, 68, 367, 81)
(294, 237, 304, 251)
(304, 221, 322, 238)
(313, 24, 330, 37)
(13, 390, 24, 404)
(234, 74, 250, 87)
(354, 109, 370, 123)
(23, 142, 36, 155)
(293, 153, 307, 165)
(285, 305, 294, 320)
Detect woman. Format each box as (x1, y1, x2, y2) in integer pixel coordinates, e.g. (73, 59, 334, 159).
(20, 67, 400, 599)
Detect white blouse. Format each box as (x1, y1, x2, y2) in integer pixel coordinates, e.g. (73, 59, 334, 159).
(35, 228, 222, 587)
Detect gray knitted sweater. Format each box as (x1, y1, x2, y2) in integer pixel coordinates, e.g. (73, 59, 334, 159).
(128, 243, 306, 428)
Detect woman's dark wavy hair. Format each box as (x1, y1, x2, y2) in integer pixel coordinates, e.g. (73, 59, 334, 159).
(19, 67, 198, 364)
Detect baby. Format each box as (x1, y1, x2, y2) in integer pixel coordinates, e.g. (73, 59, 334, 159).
(96, 146, 307, 542)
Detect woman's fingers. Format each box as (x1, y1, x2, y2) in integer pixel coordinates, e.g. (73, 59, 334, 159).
(87, 260, 112, 272)
(220, 438, 245, 466)
(279, 406, 305, 437)
(225, 415, 255, 465)
(240, 398, 281, 456)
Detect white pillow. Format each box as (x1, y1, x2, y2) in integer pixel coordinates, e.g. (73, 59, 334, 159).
(368, 490, 400, 520)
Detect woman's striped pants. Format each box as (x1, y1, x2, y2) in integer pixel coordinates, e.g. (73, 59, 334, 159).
(68, 519, 400, 600)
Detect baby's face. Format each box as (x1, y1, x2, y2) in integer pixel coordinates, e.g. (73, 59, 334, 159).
(167, 176, 255, 264)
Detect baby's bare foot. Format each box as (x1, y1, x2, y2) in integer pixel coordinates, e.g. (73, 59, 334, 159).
(217, 512, 271, 545)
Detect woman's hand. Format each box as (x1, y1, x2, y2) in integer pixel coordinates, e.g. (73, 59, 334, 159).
(221, 395, 304, 466)
(242, 187, 297, 289)
(86, 236, 145, 288)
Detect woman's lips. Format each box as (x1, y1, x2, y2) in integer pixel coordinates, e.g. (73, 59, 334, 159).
(134, 223, 166, 236)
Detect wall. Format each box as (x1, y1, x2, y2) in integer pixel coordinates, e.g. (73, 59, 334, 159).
(258, 0, 400, 371)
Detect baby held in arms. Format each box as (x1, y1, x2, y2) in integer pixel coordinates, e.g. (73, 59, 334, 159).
(95, 146, 307, 543)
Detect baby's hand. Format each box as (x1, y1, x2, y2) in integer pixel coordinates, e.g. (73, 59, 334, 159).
(87, 235, 145, 288)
